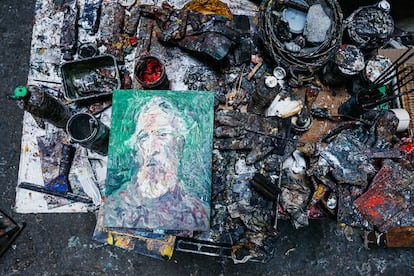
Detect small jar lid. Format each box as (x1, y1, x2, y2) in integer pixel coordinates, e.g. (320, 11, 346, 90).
(265, 76, 278, 88)
(273, 67, 287, 80)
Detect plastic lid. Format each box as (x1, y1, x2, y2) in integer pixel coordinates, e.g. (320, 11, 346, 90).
(12, 86, 28, 99)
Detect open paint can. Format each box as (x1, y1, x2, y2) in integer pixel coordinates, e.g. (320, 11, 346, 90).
(66, 112, 110, 155)
(135, 56, 169, 90)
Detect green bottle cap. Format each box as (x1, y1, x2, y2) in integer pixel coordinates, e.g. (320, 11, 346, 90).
(12, 86, 28, 100)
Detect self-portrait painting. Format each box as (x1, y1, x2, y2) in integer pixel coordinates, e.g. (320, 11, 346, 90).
(102, 90, 214, 231)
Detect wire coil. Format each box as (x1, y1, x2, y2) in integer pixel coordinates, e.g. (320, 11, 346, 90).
(258, 0, 343, 76)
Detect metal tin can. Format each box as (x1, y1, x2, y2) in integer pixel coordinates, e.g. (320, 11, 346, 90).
(66, 112, 110, 155)
(247, 75, 278, 115)
(135, 56, 169, 90)
(362, 55, 393, 85)
(345, 6, 394, 51)
(321, 44, 365, 87)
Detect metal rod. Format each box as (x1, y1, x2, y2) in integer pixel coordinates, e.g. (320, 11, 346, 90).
(370, 66, 410, 89)
(362, 88, 414, 109)
(373, 49, 414, 85)
(384, 68, 414, 93)
(373, 48, 413, 84)
(274, 164, 283, 231)
(359, 70, 414, 105)
(18, 182, 92, 204)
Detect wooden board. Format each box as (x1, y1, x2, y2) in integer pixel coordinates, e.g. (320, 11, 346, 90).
(297, 85, 351, 144)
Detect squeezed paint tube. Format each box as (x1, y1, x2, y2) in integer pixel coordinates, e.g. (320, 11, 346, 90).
(19, 182, 92, 204)
(60, 0, 79, 61)
(79, 0, 102, 34)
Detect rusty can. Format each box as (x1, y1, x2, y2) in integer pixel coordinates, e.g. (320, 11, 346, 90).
(247, 75, 278, 115)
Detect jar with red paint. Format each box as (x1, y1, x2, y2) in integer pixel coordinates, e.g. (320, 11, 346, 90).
(135, 56, 169, 90)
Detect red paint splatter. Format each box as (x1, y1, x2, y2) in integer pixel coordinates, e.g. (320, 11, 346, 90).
(360, 195, 386, 219)
(401, 142, 414, 154)
(129, 36, 138, 46)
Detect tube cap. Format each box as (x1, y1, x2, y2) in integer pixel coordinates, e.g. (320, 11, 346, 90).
(12, 86, 28, 100)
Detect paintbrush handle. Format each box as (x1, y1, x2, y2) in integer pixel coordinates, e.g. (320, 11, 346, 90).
(19, 182, 92, 204)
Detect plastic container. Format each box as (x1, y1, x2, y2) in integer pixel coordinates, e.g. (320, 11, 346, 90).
(390, 108, 411, 132)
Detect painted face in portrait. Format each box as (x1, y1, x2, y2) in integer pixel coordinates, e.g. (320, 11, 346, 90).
(133, 97, 187, 199)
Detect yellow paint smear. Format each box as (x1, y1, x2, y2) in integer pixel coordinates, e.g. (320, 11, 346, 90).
(183, 0, 233, 19)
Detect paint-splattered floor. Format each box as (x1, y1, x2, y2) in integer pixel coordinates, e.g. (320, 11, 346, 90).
(1, 0, 414, 274)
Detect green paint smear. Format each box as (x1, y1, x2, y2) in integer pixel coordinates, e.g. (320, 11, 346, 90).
(105, 90, 214, 202)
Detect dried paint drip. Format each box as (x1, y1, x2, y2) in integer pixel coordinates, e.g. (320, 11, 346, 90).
(400, 138, 414, 154)
(66, 112, 110, 155)
(135, 56, 169, 90)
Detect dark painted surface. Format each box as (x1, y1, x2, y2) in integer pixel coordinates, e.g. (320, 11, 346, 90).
(1, 1, 414, 275)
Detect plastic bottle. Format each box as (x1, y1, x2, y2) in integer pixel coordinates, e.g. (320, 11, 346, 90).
(12, 85, 72, 128)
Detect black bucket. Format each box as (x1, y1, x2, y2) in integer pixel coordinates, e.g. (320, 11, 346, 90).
(66, 112, 110, 155)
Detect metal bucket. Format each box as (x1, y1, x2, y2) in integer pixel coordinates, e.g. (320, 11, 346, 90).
(66, 112, 110, 155)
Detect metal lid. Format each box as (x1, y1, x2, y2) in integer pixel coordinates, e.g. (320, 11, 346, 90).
(265, 76, 278, 88)
(335, 44, 365, 76)
(273, 67, 287, 80)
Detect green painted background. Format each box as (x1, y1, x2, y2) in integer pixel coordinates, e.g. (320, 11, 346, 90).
(105, 90, 214, 203)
